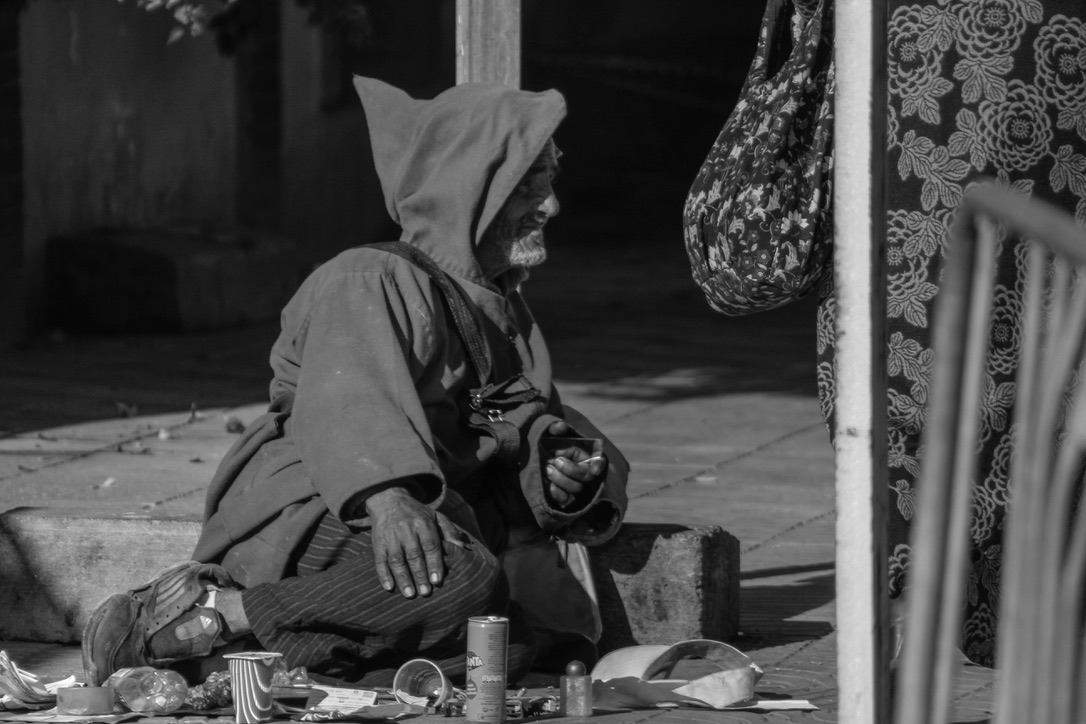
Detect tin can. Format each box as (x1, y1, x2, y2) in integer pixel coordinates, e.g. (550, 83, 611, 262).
(465, 616, 508, 723)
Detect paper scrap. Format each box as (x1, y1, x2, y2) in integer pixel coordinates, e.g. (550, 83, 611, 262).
(0, 651, 75, 711)
(727, 699, 818, 712)
(0, 711, 137, 723)
(392, 690, 430, 707)
(295, 703, 415, 722)
(591, 639, 764, 710)
(305, 686, 379, 712)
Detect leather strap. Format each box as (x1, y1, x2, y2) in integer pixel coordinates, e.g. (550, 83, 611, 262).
(370, 241, 493, 385)
(466, 375, 547, 469)
(368, 243, 546, 470)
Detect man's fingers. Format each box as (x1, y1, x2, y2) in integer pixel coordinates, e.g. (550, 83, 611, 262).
(550, 454, 605, 482)
(546, 465, 583, 508)
(417, 522, 445, 591)
(368, 493, 453, 598)
(558, 476, 586, 496)
(376, 565, 395, 593)
(401, 534, 432, 597)
(547, 445, 582, 461)
(386, 548, 417, 598)
(548, 482, 573, 507)
(373, 543, 396, 592)
(547, 463, 587, 493)
(547, 420, 570, 436)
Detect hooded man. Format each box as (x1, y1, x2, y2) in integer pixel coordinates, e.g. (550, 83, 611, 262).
(81, 77, 629, 689)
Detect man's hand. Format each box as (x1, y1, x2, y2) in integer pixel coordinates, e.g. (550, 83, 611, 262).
(543, 420, 607, 509)
(365, 487, 462, 598)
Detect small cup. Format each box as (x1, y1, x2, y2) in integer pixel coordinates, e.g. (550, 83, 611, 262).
(224, 652, 283, 724)
(392, 658, 452, 706)
(57, 686, 115, 716)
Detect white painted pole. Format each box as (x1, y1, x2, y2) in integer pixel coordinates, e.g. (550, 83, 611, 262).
(455, 0, 521, 87)
(832, 0, 890, 722)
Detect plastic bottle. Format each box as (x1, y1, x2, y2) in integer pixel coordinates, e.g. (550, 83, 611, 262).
(559, 660, 593, 717)
(104, 667, 188, 714)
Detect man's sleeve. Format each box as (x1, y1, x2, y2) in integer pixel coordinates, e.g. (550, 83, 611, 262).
(292, 267, 445, 521)
(517, 406, 630, 545)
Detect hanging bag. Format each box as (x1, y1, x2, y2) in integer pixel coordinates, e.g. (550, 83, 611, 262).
(683, 0, 835, 316)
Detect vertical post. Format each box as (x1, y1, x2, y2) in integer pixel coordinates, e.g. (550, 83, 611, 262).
(833, 0, 890, 722)
(455, 0, 520, 87)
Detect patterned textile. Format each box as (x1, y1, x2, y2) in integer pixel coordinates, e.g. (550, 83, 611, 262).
(817, 0, 1086, 667)
(683, 0, 835, 316)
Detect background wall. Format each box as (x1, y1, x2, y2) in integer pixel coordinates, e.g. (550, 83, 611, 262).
(8, 0, 764, 340)
(279, 0, 453, 264)
(275, 0, 764, 265)
(19, 0, 237, 331)
(524, 0, 762, 190)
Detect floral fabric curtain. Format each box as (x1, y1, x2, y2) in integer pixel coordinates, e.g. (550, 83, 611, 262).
(817, 0, 1086, 666)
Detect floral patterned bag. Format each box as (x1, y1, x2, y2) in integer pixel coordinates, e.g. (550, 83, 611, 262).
(683, 0, 835, 315)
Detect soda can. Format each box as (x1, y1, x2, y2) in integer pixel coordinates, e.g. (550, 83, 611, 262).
(465, 615, 508, 723)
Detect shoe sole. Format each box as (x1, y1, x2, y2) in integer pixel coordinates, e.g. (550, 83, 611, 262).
(80, 561, 220, 685)
(81, 593, 138, 686)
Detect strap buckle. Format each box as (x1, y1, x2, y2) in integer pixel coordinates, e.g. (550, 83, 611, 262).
(469, 393, 504, 422)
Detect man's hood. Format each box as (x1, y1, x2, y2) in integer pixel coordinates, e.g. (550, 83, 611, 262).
(354, 77, 567, 287)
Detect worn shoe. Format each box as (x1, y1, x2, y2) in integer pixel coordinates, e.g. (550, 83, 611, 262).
(81, 561, 237, 686)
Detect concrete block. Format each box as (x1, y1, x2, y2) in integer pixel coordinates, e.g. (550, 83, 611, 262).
(0, 510, 739, 654)
(0, 508, 201, 642)
(591, 523, 740, 653)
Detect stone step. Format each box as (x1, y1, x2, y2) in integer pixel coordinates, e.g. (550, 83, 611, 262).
(0, 508, 738, 653)
(0, 509, 201, 643)
(590, 523, 739, 652)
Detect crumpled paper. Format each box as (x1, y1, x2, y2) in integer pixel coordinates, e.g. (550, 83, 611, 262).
(590, 639, 815, 712)
(0, 651, 75, 711)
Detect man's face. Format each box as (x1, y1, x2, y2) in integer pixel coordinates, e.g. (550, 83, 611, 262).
(480, 139, 561, 277)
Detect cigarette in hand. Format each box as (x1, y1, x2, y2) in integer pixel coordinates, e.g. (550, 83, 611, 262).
(578, 455, 604, 464)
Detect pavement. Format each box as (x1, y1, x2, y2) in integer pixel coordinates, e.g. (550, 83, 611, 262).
(0, 185, 996, 722)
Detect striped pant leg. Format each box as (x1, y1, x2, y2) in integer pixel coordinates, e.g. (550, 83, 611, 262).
(240, 514, 536, 686)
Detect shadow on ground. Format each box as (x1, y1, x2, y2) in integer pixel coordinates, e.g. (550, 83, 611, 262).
(738, 572, 836, 650)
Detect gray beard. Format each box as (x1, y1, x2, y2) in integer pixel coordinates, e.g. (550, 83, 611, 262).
(507, 229, 547, 267)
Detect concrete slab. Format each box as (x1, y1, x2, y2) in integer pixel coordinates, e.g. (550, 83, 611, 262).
(0, 509, 202, 642)
(0, 405, 266, 518)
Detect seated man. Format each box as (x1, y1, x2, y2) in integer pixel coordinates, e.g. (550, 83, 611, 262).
(81, 77, 629, 688)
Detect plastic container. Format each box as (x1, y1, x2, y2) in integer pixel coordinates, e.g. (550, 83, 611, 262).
(393, 658, 452, 706)
(56, 687, 114, 716)
(559, 660, 593, 717)
(104, 667, 188, 714)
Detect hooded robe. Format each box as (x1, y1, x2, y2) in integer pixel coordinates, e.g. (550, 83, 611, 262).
(192, 79, 629, 615)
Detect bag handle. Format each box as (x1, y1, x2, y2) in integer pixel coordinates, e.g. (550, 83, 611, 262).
(753, 0, 829, 85)
(368, 241, 493, 385)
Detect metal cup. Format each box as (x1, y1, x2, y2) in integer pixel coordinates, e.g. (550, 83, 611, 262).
(224, 652, 283, 724)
